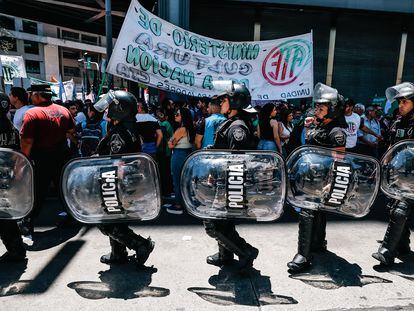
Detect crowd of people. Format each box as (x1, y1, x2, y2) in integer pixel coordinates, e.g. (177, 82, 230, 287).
(0, 81, 410, 267)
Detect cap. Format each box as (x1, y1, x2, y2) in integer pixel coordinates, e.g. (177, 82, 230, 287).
(27, 84, 57, 96)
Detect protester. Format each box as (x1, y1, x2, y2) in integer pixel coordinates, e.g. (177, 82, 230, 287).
(194, 98, 226, 149)
(168, 107, 194, 214)
(9, 87, 32, 131)
(344, 99, 382, 153)
(136, 101, 163, 158)
(257, 103, 282, 153)
(357, 105, 382, 158)
(279, 108, 294, 157)
(354, 103, 365, 116)
(19, 84, 76, 242)
(78, 102, 107, 157)
(156, 108, 174, 197)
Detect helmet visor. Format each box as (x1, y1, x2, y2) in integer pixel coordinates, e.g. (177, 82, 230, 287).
(313, 83, 338, 104)
(386, 82, 414, 102)
(94, 90, 117, 112)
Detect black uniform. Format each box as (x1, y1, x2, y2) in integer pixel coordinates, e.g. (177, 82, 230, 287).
(289, 119, 346, 270)
(373, 111, 414, 264)
(97, 120, 154, 265)
(0, 112, 26, 262)
(203, 115, 259, 268)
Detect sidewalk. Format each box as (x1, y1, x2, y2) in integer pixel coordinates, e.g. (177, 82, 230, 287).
(1, 210, 414, 310)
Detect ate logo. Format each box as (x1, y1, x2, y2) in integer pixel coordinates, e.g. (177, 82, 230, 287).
(262, 39, 312, 86)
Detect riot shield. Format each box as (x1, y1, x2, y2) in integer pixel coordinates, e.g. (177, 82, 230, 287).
(181, 150, 286, 221)
(62, 153, 161, 224)
(286, 146, 380, 218)
(0, 148, 34, 220)
(381, 140, 414, 201)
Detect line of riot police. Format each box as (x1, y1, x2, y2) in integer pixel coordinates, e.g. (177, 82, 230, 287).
(0, 80, 413, 279)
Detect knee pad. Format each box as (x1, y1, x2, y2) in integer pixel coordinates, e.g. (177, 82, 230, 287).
(391, 205, 409, 224)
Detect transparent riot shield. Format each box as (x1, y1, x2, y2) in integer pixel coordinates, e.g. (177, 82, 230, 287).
(181, 150, 286, 221)
(381, 140, 414, 201)
(0, 148, 34, 220)
(287, 146, 380, 218)
(62, 153, 161, 224)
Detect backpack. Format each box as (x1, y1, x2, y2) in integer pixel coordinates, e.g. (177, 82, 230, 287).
(79, 121, 104, 157)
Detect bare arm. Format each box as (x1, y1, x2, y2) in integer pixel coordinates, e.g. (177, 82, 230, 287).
(67, 128, 78, 145)
(194, 134, 203, 149)
(360, 124, 382, 140)
(155, 128, 163, 148)
(272, 121, 283, 153)
(168, 127, 186, 149)
(20, 138, 34, 157)
(256, 124, 260, 139)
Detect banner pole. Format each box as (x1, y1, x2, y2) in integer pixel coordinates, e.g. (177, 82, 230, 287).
(105, 0, 113, 89)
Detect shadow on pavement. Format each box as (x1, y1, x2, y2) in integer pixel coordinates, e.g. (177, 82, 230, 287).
(0, 240, 84, 296)
(27, 225, 86, 251)
(0, 259, 28, 297)
(188, 265, 298, 306)
(68, 264, 170, 300)
(374, 251, 414, 281)
(289, 251, 392, 290)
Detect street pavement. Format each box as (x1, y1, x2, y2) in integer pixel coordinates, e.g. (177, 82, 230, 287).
(0, 194, 414, 311)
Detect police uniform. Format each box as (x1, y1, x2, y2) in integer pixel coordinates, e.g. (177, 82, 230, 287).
(94, 91, 154, 266)
(203, 82, 259, 269)
(372, 82, 414, 265)
(0, 93, 26, 263)
(288, 83, 347, 272)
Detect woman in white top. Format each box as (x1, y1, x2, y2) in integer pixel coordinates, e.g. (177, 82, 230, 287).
(257, 103, 283, 153)
(279, 108, 294, 158)
(167, 107, 194, 214)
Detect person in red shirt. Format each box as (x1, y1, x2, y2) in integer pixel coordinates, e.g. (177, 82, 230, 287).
(19, 84, 77, 242)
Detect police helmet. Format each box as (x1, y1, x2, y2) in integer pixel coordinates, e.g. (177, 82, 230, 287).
(213, 80, 256, 113)
(94, 90, 138, 121)
(313, 82, 345, 120)
(386, 82, 414, 102)
(0, 92, 10, 115)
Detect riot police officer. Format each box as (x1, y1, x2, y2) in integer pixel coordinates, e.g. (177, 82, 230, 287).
(372, 82, 414, 266)
(288, 83, 347, 272)
(204, 81, 259, 270)
(0, 92, 26, 263)
(94, 90, 154, 266)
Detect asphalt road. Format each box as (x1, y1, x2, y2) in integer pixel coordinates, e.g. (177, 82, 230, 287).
(0, 194, 413, 311)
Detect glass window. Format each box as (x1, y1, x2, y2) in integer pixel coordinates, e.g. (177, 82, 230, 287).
(24, 40, 39, 54)
(0, 36, 17, 52)
(62, 49, 80, 60)
(22, 20, 38, 35)
(25, 60, 41, 74)
(64, 66, 81, 77)
(62, 30, 79, 41)
(81, 34, 98, 45)
(0, 16, 15, 30)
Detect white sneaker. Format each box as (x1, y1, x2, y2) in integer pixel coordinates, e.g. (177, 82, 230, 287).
(166, 206, 184, 215)
(22, 235, 33, 246)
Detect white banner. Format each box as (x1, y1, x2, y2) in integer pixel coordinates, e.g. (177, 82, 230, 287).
(0, 55, 27, 84)
(107, 0, 314, 100)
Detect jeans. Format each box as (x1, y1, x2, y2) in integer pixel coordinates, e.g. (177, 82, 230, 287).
(142, 142, 157, 157)
(171, 148, 192, 206)
(257, 140, 277, 151)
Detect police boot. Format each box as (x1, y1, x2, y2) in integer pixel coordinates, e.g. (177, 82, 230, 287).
(112, 229, 154, 266)
(311, 211, 327, 252)
(0, 223, 26, 263)
(372, 206, 408, 266)
(206, 244, 234, 267)
(225, 227, 259, 270)
(100, 238, 128, 265)
(288, 210, 314, 273)
(397, 224, 411, 256)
